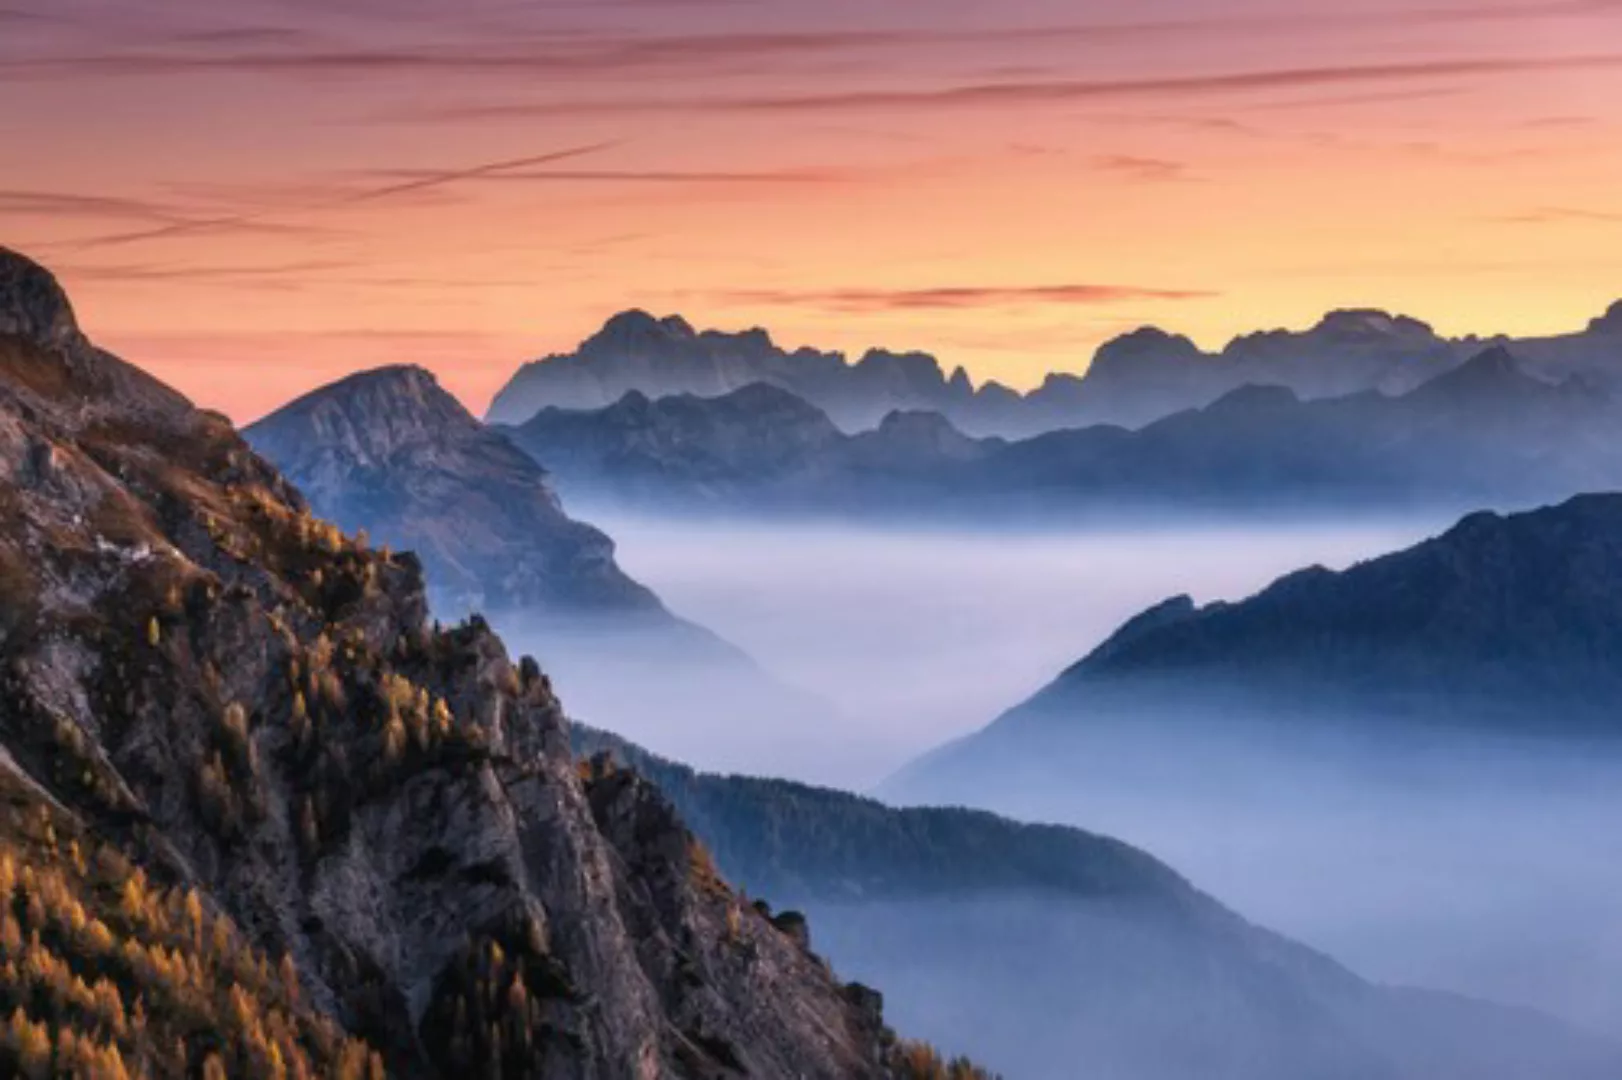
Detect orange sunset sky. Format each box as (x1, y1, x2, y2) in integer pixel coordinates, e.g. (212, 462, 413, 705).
(5, 0, 1622, 422)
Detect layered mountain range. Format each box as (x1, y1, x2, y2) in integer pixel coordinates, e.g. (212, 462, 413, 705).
(500, 346, 1622, 519)
(485, 303, 1622, 436)
(0, 247, 966, 1078)
(14, 241, 1619, 1078)
(246, 368, 847, 780)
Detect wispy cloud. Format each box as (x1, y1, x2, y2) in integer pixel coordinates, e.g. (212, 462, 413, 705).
(361, 164, 854, 186)
(56, 258, 356, 285)
(53, 258, 550, 294)
(404, 53, 1622, 122)
(58, 142, 615, 250)
(1487, 205, 1622, 224)
(0, 189, 191, 223)
(708, 284, 1217, 314)
(1090, 155, 1197, 183)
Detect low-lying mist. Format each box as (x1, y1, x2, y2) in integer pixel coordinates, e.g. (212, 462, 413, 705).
(527, 509, 1619, 1051)
(893, 714, 1622, 1036)
(580, 512, 1443, 787)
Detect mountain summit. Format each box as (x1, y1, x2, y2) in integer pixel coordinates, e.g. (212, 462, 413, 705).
(248, 363, 660, 619)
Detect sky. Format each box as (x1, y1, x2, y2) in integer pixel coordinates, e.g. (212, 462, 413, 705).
(5, 0, 1622, 421)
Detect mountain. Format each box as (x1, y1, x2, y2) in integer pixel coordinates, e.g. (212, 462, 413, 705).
(887, 497, 1622, 1033)
(501, 383, 995, 514)
(247, 367, 851, 781)
(499, 349, 1622, 521)
(246, 364, 661, 619)
(907, 494, 1622, 752)
(484, 309, 1021, 434)
(0, 246, 966, 1078)
(484, 303, 1622, 437)
(572, 727, 1622, 1080)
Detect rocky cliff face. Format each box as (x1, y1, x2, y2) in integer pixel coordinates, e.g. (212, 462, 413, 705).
(0, 247, 953, 1079)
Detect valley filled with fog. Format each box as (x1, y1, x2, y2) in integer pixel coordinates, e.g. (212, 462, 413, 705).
(549, 510, 1622, 1040)
(581, 513, 1445, 786)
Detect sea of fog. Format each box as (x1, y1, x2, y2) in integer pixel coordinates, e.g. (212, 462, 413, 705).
(585, 513, 1445, 788)
(556, 511, 1621, 1037)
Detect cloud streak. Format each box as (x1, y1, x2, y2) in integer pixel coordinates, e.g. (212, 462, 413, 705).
(59, 142, 616, 251)
(363, 165, 854, 186)
(1091, 155, 1197, 183)
(400, 52, 1622, 123)
(1488, 205, 1622, 224)
(709, 284, 1217, 314)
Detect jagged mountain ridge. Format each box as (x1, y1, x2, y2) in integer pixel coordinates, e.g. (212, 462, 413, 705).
(0, 246, 960, 1078)
(498, 382, 993, 512)
(485, 309, 1022, 434)
(500, 347, 1622, 519)
(484, 301, 1622, 436)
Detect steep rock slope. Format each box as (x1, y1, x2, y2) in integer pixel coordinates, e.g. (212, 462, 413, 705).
(0, 247, 949, 1078)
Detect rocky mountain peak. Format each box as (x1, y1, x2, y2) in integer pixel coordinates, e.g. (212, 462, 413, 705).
(855, 347, 949, 387)
(1205, 383, 1301, 412)
(1311, 309, 1437, 341)
(258, 364, 477, 467)
(1407, 346, 1545, 406)
(1084, 326, 1209, 383)
(586, 309, 697, 351)
(1586, 299, 1622, 335)
(0, 246, 81, 352)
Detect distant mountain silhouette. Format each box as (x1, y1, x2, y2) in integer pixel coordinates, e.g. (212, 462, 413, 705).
(500, 348, 1622, 519)
(485, 308, 1021, 433)
(574, 726, 1622, 1080)
(487, 303, 1622, 436)
(501, 382, 997, 512)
